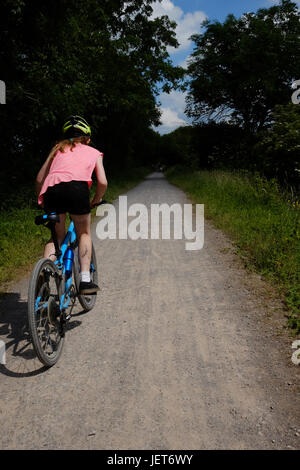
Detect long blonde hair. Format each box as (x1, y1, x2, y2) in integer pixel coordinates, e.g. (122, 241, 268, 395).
(48, 135, 90, 159)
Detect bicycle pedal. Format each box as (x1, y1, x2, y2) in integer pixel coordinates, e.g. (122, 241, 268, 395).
(65, 314, 71, 321)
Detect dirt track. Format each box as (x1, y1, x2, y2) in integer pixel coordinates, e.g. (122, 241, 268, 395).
(0, 172, 299, 450)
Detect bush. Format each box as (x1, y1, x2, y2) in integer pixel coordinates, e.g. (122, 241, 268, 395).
(254, 104, 300, 187)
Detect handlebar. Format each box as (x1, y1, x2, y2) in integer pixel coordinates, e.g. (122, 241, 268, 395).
(90, 199, 110, 209)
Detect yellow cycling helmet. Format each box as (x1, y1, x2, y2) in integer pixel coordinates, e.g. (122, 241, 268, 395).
(62, 115, 91, 138)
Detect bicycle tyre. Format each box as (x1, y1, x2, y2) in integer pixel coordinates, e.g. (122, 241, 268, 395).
(28, 258, 64, 367)
(73, 243, 98, 312)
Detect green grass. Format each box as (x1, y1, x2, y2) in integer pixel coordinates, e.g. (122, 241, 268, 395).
(166, 167, 300, 334)
(0, 167, 150, 288)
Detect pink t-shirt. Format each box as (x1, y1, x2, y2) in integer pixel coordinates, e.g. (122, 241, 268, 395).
(38, 143, 102, 205)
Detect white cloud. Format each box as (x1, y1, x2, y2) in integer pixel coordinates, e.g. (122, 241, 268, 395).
(151, 0, 207, 54)
(176, 11, 207, 52)
(159, 89, 187, 112)
(155, 90, 190, 134)
(156, 107, 187, 134)
(150, 2, 206, 133)
(151, 0, 182, 22)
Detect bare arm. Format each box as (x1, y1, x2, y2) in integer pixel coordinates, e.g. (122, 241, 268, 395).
(35, 155, 53, 195)
(90, 155, 108, 206)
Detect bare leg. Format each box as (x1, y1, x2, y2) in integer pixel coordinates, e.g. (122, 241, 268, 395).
(44, 213, 66, 260)
(70, 213, 92, 273)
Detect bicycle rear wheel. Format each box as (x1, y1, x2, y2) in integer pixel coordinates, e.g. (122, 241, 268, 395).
(28, 258, 64, 367)
(73, 243, 98, 312)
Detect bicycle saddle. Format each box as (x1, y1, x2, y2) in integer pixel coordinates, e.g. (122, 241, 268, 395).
(35, 213, 60, 226)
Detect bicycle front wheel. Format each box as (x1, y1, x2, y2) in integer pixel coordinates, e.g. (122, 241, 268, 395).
(28, 258, 64, 367)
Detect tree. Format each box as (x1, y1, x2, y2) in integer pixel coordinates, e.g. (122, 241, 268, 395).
(255, 104, 300, 185)
(186, 0, 300, 133)
(0, 0, 184, 202)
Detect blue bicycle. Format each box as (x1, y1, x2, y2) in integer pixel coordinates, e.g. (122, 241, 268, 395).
(27, 210, 99, 367)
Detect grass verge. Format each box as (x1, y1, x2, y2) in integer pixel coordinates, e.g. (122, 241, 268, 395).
(166, 166, 300, 334)
(0, 167, 150, 289)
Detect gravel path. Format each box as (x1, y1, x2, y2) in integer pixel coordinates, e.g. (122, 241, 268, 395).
(0, 172, 299, 450)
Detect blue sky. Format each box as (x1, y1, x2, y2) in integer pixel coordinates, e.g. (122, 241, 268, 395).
(152, 0, 299, 134)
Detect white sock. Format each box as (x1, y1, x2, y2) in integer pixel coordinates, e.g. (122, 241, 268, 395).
(81, 271, 91, 283)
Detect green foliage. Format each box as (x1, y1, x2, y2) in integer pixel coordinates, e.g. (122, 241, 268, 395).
(0, 167, 150, 287)
(255, 104, 300, 185)
(182, 0, 300, 187)
(158, 126, 195, 168)
(158, 123, 253, 171)
(166, 167, 300, 333)
(0, 0, 184, 201)
(187, 0, 300, 132)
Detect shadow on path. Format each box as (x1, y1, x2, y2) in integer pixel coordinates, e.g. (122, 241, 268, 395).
(0, 292, 82, 378)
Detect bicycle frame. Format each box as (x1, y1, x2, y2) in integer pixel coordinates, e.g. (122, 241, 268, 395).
(30, 208, 101, 366)
(35, 205, 103, 316)
(54, 220, 77, 311)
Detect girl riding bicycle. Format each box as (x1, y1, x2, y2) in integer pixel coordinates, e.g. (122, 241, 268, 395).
(35, 115, 107, 295)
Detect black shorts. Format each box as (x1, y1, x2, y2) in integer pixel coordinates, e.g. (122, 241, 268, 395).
(43, 181, 91, 215)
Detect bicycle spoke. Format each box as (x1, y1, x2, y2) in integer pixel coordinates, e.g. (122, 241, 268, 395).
(33, 279, 62, 358)
(28, 247, 66, 366)
(44, 330, 53, 354)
